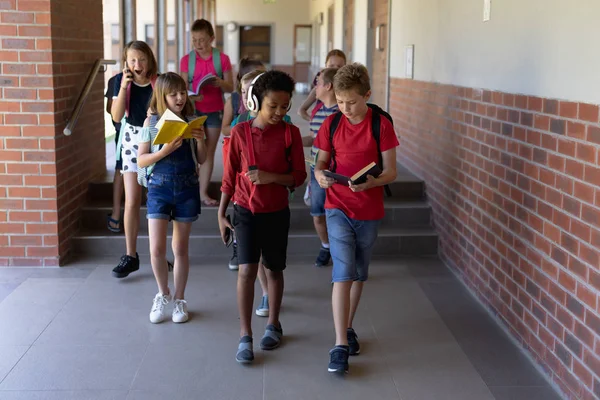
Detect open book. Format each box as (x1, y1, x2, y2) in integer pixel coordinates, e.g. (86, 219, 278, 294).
(323, 162, 383, 186)
(152, 109, 207, 145)
(188, 73, 218, 96)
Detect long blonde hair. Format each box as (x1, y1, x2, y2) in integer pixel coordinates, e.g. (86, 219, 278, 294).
(149, 72, 195, 117)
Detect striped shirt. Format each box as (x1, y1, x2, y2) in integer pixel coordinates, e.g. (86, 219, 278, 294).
(310, 103, 339, 162)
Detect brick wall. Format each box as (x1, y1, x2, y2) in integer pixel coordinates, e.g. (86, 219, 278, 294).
(0, 0, 105, 266)
(390, 78, 600, 400)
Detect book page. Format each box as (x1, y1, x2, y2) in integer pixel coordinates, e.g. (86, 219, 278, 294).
(156, 108, 185, 131)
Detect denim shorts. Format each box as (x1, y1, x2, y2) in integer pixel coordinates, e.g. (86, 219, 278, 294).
(309, 168, 326, 217)
(146, 172, 201, 222)
(198, 111, 223, 129)
(326, 208, 380, 282)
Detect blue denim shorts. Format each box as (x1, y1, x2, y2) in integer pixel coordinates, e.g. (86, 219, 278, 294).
(309, 168, 326, 217)
(146, 172, 201, 222)
(198, 111, 223, 129)
(326, 208, 380, 282)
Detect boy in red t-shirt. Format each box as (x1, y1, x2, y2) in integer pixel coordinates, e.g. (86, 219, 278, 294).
(314, 63, 399, 374)
(218, 71, 307, 364)
(180, 19, 234, 207)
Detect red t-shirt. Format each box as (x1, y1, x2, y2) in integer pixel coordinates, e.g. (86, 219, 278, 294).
(221, 121, 307, 214)
(180, 49, 232, 113)
(314, 108, 399, 220)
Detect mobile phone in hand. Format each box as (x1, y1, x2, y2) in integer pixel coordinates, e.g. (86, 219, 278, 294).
(224, 215, 233, 247)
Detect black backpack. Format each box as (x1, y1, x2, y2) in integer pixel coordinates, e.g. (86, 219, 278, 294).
(328, 104, 394, 197)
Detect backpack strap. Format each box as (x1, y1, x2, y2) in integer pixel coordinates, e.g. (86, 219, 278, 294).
(284, 123, 295, 194)
(310, 100, 324, 120)
(212, 48, 223, 79)
(328, 112, 343, 173)
(231, 92, 240, 120)
(370, 107, 392, 197)
(126, 76, 157, 118)
(188, 51, 196, 90)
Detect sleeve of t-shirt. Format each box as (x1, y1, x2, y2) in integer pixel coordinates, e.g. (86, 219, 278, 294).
(379, 117, 400, 152)
(180, 54, 190, 74)
(139, 126, 151, 143)
(221, 53, 232, 73)
(313, 115, 333, 153)
(113, 74, 122, 99)
(221, 124, 242, 196)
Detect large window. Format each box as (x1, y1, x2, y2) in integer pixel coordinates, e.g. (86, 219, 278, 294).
(239, 25, 271, 63)
(145, 24, 177, 72)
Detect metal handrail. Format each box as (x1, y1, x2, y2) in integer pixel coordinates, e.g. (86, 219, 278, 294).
(63, 59, 116, 136)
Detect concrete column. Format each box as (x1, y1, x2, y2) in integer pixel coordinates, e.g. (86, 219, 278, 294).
(121, 0, 137, 43)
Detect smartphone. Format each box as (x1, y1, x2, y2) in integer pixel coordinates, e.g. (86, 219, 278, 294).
(224, 215, 233, 247)
(125, 69, 133, 79)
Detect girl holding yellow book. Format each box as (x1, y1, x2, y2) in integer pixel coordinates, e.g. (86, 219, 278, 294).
(138, 73, 207, 324)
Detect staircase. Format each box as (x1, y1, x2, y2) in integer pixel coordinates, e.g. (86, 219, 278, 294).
(72, 164, 438, 258)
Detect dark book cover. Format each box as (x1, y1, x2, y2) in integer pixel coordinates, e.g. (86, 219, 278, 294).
(323, 162, 383, 186)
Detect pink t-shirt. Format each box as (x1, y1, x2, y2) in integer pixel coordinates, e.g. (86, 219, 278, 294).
(180, 49, 232, 113)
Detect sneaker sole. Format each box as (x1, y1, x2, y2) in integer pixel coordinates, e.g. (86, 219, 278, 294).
(260, 342, 280, 351)
(327, 367, 349, 374)
(349, 350, 360, 355)
(172, 316, 189, 323)
(255, 309, 269, 317)
(228, 264, 239, 271)
(112, 267, 139, 278)
(236, 357, 254, 364)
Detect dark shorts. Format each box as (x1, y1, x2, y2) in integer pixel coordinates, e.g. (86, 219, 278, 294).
(197, 111, 223, 129)
(114, 124, 122, 170)
(146, 173, 201, 222)
(233, 205, 290, 271)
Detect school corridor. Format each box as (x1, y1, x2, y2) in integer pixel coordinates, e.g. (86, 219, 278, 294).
(0, 0, 599, 399)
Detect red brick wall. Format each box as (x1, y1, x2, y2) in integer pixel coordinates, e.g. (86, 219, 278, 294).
(390, 78, 600, 400)
(0, 0, 105, 266)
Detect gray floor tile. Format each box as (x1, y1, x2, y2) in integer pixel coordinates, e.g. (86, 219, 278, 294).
(0, 391, 128, 400)
(0, 346, 29, 383)
(0, 279, 83, 346)
(489, 385, 564, 400)
(0, 282, 21, 303)
(0, 269, 31, 283)
(0, 345, 146, 391)
(130, 344, 263, 399)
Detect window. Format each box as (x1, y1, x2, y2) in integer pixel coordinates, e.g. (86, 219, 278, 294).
(111, 24, 120, 44)
(145, 24, 155, 47)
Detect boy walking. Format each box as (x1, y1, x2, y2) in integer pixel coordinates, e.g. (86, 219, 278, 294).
(313, 63, 399, 373)
(302, 68, 340, 268)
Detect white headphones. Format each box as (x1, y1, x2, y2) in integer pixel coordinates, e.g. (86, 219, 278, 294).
(246, 73, 264, 113)
(246, 71, 293, 113)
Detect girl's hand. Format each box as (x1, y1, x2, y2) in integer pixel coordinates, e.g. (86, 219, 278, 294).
(245, 169, 273, 185)
(161, 135, 184, 156)
(121, 67, 133, 89)
(218, 214, 233, 244)
(349, 175, 377, 193)
(315, 170, 335, 189)
(189, 94, 203, 102)
(191, 127, 205, 141)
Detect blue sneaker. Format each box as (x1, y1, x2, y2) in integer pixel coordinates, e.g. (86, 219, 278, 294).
(328, 345, 349, 373)
(347, 328, 360, 355)
(255, 294, 269, 317)
(236, 336, 254, 364)
(315, 246, 331, 268)
(260, 324, 283, 350)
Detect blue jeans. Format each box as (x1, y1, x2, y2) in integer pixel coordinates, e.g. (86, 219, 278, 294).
(147, 173, 200, 222)
(326, 208, 380, 282)
(198, 111, 223, 128)
(309, 168, 326, 217)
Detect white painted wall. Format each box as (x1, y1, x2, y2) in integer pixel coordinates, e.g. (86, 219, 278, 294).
(216, 0, 311, 66)
(389, 0, 600, 104)
(308, 0, 345, 68)
(353, 0, 368, 65)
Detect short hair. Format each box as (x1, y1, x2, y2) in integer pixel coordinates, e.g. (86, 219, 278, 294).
(122, 41, 158, 79)
(149, 72, 195, 117)
(320, 67, 338, 86)
(236, 58, 265, 92)
(250, 70, 295, 109)
(333, 63, 370, 96)
(191, 19, 214, 37)
(241, 69, 265, 86)
(325, 49, 346, 65)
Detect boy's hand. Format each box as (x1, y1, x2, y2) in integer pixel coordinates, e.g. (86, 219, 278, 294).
(218, 213, 233, 244)
(191, 127, 205, 141)
(189, 94, 203, 102)
(315, 170, 335, 189)
(350, 175, 377, 193)
(162, 135, 184, 156)
(246, 169, 273, 185)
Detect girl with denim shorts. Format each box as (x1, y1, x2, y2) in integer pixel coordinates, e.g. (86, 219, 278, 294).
(137, 73, 207, 324)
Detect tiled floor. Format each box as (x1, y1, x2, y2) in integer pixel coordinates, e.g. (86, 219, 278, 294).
(0, 255, 563, 400)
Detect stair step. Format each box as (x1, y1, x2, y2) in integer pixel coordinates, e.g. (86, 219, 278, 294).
(71, 227, 438, 258)
(81, 200, 432, 233)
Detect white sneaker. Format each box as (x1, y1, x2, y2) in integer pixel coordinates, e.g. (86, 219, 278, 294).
(149, 292, 172, 323)
(172, 299, 189, 323)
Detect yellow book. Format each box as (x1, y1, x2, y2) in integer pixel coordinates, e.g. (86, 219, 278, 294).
(152, 109, 207, 145)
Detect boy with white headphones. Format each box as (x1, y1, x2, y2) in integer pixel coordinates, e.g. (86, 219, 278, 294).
(218, 71, 307, 364)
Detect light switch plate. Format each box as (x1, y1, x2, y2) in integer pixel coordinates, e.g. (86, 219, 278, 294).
(483, 0, 491, 21)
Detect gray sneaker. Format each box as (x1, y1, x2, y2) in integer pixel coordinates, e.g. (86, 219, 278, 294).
(255, 294, 269, 317)
(236, 335, 254, 364)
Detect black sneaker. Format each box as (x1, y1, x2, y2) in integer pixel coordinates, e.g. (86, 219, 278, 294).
(315, 246, 331, 268)
(347, 328, 360, 355)
(112, 253, 140, 278)
(228, 243, 239, 271)
(328, 345, 349, 374)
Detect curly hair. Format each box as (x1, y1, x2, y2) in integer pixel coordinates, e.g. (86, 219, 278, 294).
(250, 70, 295, 110)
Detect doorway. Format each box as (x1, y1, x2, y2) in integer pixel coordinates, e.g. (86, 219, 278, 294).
(327, 4, 334, 52)
(294, 25, 312, 84)
(239, 25, 271, 63)
(369, 0, 390, 109)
